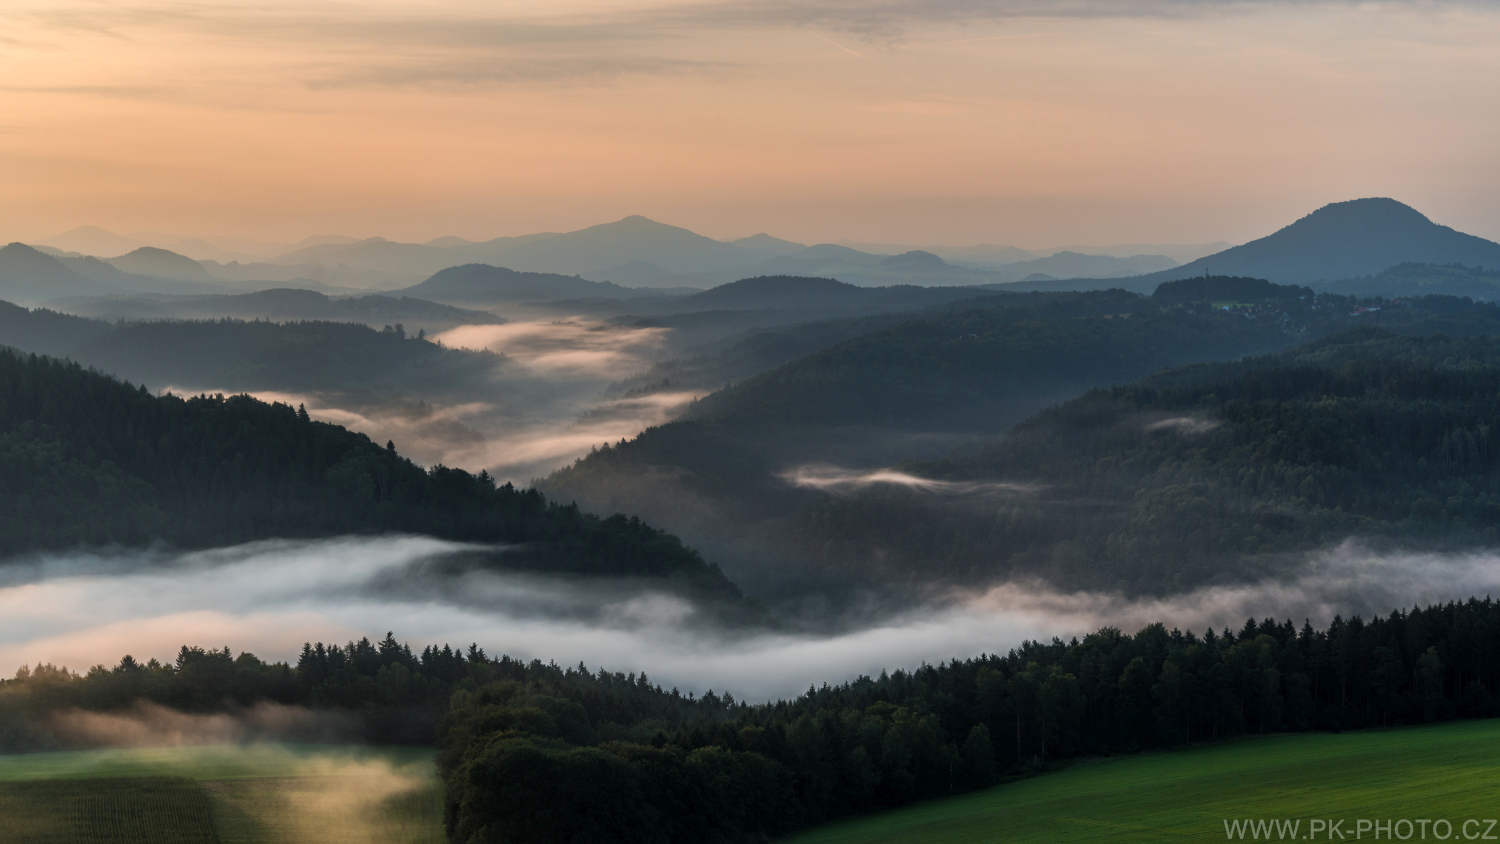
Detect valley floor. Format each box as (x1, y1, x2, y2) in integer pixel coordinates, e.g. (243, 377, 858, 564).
(784, 719, 1500, 843)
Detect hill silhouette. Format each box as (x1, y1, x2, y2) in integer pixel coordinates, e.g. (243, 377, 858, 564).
(497, 215, 750, 277)
(670, 275, 1004, 313)
(1143, 198, 1500, 285)
(395, 264, 638, 304)
(0, 243, 116, 303)
(105, 246, 217, 281)
(59, 287, 505, 326)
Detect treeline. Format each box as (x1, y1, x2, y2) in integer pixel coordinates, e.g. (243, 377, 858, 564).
(69, 316, 502, 395)
(795, 326, 1500, 593)
(438, 597, 1500, 842)
(1320, 262, 1500, 302)
(0, 634, 729, 750)
(0, 348, 734, 592)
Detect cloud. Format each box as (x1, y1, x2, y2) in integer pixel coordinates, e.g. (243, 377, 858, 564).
(306, 57, 731, 90)
(12, 0, 1475, 86)
(6, 536, 1500, 703)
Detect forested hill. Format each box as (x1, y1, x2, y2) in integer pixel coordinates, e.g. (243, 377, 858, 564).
(70, 317, 500, 394)
(0, 348, 736, 593)
(540, 285, 1351, 600)
(801, 327, 1500, 593)
(0, 300, 112, 358)
(670, 275, 1006, 312)
(0, 302, 501, 396)
(680, 287, 1299, 431)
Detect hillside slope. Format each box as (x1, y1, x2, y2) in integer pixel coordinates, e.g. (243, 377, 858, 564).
(0, 243, 117, 303)
(105, 246, 218, 282)
(671, 275, 1003, 313)
(542, 286, 1342, 600)
(0, 348, 736, 592)
(546, 287, 1500, 602)
(803, 326, 1500, 593)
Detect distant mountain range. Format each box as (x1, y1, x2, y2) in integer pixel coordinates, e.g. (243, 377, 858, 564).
(35, 217, 1189, 292)
(31, 199, 1500, 303)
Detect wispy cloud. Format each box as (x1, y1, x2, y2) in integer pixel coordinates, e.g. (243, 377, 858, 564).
(11, 0, 1475, 87)
(306, 57, 730, 90)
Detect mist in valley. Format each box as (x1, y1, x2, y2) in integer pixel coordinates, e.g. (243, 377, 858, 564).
(6, 535, 1500, 704)
(151, 315, 707, 483)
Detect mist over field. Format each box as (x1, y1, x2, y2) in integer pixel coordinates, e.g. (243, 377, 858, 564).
(7, 535, 1500, 703)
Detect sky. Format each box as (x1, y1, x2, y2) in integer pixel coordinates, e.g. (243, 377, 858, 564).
(2, 0, 1498, 247)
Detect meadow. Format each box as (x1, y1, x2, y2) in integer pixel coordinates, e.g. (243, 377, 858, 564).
(0, 744, 444, 844)
(784, 720, 1500, 843)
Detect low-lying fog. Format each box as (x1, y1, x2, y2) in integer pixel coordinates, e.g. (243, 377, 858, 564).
(169, 317, 701, 482)
(6, 536, 1500, 703)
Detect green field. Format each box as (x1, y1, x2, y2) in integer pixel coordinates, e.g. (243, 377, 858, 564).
(0, 745, 444, 844)
(786, 720, 1500, 843)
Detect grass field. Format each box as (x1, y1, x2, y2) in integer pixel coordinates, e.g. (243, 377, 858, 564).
(0, 745, 444, 844)
(785, 720, 1500, 843)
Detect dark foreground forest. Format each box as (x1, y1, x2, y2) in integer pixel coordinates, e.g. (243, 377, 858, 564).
(4, 599, 1499, 842)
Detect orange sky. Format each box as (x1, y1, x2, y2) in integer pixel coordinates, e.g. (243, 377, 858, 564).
(2, 1, 1498, 247)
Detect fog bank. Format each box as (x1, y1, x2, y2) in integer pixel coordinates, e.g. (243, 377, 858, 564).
(163, 317, 700, 483)
(5, 537, 1500, 702)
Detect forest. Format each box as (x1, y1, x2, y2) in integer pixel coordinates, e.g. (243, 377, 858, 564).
(0, 299, 508, 396)
(1319, 262, 1500, 301)
(542, 285, 1500, 602)
(795, 327, 1500, 592)
(6, 597, 1500, 842)
(0, 348, 734, 592)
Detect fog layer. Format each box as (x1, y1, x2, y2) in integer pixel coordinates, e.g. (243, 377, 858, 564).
(164, 317, 700, 482)
(6, 537, 1500, 702)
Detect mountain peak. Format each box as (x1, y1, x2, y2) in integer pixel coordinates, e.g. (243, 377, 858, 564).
(1140, 198, 1500, 285)
(1291, 197, 1434, 231)
(0, 242, 110, 303)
